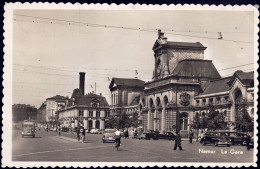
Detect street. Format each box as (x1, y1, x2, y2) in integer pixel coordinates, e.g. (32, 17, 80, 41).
(12, 129, 254, 162)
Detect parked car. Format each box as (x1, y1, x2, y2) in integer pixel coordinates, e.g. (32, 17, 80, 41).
(49, 127, 57, 131)
(200, 131, 231, 147)
(143, 130, 159, 140)
(102, 129, 116, 143)
(227, 132, 247, 145)
(158, 132, 176, 140)
(90, 129, 99, 134)
(98, 129, 104, 134)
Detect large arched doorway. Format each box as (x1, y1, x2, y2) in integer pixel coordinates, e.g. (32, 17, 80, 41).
(180, 112, 188, 131)
(88, 120, 93, 130)
(96, 120, 100, 129)
(155, 97, 161, 131)
(149, 98, 155, 130)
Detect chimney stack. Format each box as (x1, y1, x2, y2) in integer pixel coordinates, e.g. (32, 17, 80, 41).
(79, 72, 85, 96)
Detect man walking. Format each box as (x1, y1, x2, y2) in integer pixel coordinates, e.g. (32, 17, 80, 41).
(80, 127, 85, 143)
(189, 130, 194, 144)
(246, 132, 251, 151)
(173, 132, 183, 150)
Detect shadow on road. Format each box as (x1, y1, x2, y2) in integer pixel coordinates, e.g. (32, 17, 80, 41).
(117, 149, 128, 152)
(22, 136, 42, 139)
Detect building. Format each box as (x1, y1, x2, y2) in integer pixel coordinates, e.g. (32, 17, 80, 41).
(58, 72, 110, 130)
(138, 30, 254, 137)
(37, 102, 46, 123)
(109, 78, 145, 116)
(37, 95, 67, 122)
(194, 70, 254, 122)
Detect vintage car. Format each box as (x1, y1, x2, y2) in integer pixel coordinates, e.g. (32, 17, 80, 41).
(158, 132, 176, 140)
(143, 130, 159, 140)
(102, 129, 116, 143)
(21, 121, 36, 138)
(227, 132, 247, 145)
(200, 131, 231, 147)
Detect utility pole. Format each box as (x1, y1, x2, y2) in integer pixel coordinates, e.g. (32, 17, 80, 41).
(95, 82, 96, 94)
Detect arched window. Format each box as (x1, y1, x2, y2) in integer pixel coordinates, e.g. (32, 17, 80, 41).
(180, 113, 188, 131)
(223, 110, 227, 116)
(92, 103, 97, 107)
(234, 89, 243, 104)
(202, 112, 205, 117)
(149, 98, 154, 108)
(156, 97, 161, 107)
(163, 96, 168, 107)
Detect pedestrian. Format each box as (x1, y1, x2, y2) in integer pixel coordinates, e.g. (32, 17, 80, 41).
(134, 130, 137, 139)
(138, 130, 142, 140)
(173, 132, 183, 150)
(80, 127, 85, 143)
(125, 129, 129, 139)
(76, 127, 80, 142)
(246, 132, 251, 151)
(58, 126, 61, 136)
(189, 130, 194, 144)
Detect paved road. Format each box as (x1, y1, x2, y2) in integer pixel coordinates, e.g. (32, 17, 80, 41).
(12, 129, 254, 162)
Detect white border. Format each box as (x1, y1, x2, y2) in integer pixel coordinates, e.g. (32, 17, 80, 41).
(2, 3, 259, 168)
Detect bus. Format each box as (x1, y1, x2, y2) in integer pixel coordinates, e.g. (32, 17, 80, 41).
(21, 121, 36, 138)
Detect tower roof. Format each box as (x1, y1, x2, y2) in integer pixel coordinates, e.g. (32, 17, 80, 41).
(172, 59, 221, 79)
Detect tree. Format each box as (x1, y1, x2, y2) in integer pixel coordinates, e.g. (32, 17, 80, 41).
(234, 104, 253, 132)
(205, 105, 228, 131)
(105, 116, 120, 129)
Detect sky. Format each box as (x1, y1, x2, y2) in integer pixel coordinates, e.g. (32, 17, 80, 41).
(12, 8, 256, 108)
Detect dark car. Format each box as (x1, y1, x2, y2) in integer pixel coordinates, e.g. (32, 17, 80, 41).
(228, 132, 247, 145)
(158, 132, 175, 140)
(200, 131, 231, 147)
(143, 130, 159, 140)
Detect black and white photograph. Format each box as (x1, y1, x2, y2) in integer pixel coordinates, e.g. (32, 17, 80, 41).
(2, 3, 258, 168)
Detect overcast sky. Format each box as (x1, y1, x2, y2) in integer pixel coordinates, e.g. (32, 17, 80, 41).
(12, 9, 255, 108)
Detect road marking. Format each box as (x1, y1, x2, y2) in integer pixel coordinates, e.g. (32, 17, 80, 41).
(13, 145, 114, 157)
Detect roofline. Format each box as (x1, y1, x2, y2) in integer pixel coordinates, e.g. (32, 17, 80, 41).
(195, 91, 229, 98)
(208, 76, 232, 82)
(164, 43, 207, 50)
(178, 59, 213, 64)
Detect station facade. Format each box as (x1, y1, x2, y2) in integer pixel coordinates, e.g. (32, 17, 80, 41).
(135, 30, 255, 137)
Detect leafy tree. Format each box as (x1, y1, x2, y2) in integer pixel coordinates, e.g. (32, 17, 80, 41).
(234, 104, 253, 132)
(105, 116, 120, 129)
(205, 105, 228, 131)
(130, 112, 140, 128)
(12, 104, 37, 123)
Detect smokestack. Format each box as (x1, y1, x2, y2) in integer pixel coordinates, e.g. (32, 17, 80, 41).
(79, 72, 85, 96)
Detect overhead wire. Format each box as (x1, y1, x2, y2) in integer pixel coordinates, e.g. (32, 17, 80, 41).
(13, 14, 254, 44)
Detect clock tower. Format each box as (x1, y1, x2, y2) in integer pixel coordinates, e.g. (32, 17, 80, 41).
(152, 30, 207, 80)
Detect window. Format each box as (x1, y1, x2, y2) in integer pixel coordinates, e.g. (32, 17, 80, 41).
(92, 103, 97, 107)
(89, 111, 93, 117)
(224, 96, 229, 103)
(209, 98, 213, 105)
(79, 110, 84, 116)
(202, 99, 206, 105)
(96, 111, 100, 117)
(196, 100, 200, 106)
(105, 111, 110, 117)
(216, 97, 221, 104)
